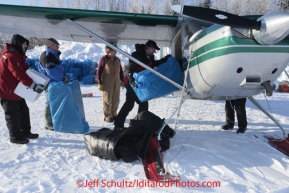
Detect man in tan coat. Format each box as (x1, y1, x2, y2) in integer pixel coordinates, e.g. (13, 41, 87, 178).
(97, 44, 124, 122)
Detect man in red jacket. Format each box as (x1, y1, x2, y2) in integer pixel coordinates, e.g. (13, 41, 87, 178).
(0, 34, 45, 144)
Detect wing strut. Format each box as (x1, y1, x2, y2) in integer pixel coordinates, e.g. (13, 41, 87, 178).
(248, 96, 286, 138)
(249, 96, 289, 156)
(66, 19, 185, 92)
(284, 70, 289, 79)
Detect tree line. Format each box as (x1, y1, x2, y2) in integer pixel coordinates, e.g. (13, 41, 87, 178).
(10, 0, 288, 50)
(25, 0, 289, 15)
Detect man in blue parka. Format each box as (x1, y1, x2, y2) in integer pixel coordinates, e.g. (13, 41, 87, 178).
(39, 38, 68, 131)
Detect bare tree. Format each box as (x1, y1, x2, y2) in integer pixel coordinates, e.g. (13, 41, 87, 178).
(44, 0, 55, 7)
(146, 0, 155, 14)
(227, 0, 241, 15)
(93, 0, 99, 10)
(267, 0, 280, 12)
(212, 0, 228, 11)
(27, 0, 40, 6)
(256, 0, 268, 14)
(83, 0, 92, 9)
(117, 0, 127, 12)
(123, 0, 128, 12)
(193, 0, 212, 8)
(114, 0, 122, 11)
(203, 0, 211, 8)
(108, 0, 114, 11)
(140, 5, 145, 13)
(163, 0, 171, 15)
(99, 0, 106, 10)
(32, 0, 285, 15)
(171, 0, 181, 5)
(92, 0, 105, 10)
(195, 0, 204, 7)
(171, 0, 181, 15)
(71, 0, 81, 9)
(127, 0, 139, 13)
(278, 0, 289, 10)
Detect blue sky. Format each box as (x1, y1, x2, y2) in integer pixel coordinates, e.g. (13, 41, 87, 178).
(0, 0, 44, 6)
(0, 0, 24, 5)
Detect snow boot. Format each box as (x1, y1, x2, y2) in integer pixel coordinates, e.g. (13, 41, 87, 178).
(221, 124, 234, 130)
(44, 107, 54, 131)
(237, 128, 246, 134)
(10, 136, 29, 144)
(23, 132, 39, 139)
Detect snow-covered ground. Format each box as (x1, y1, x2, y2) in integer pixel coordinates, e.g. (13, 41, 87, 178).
(1, 41, 289, 193)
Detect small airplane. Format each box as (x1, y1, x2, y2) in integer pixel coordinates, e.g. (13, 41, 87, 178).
(0, 4, 288, 155)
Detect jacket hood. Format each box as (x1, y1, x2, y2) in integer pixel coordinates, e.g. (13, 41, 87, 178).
(134, 43, 146, 56)
(135, 44, 145, 52)
(1, 43, 27, 61)
(11, 34, 29, 56)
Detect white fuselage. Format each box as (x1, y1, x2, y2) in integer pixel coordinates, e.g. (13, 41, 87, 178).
(185, 25, 289, 100)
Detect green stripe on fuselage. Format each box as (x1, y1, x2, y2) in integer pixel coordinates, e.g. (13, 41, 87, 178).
(189, 36, 289, 68)
(192, 15, 262, 41)
(192, 24, 224, 42)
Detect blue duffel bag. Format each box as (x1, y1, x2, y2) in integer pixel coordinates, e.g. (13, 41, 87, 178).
(131, 56, 184, 102)
(48, 80, 90, 134)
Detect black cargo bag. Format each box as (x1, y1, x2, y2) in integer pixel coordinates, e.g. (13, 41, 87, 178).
(84, 111, 175, 162)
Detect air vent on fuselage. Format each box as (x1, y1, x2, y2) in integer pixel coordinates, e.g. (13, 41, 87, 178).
(239, 75, 262, 87)
(246, 76, 261, 83)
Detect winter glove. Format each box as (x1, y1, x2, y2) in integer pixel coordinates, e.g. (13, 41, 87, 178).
(155, 54, 172, 66)
(128, 73, 138, 88)
(163, 54, 172, 62)
(120, 82, 125, 89)
(44, 84, 49, 91)
(98, 84, 104, 91)
(63, 77, 69, 83)
(30, 82, 45, 94)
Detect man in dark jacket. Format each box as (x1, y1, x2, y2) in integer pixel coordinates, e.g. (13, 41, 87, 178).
(0, 34, 45, 144)
(39, 38, 68, 131)
(114, 40, 170, 130)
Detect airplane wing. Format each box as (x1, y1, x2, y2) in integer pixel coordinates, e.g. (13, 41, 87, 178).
(0, 4, 185, 47)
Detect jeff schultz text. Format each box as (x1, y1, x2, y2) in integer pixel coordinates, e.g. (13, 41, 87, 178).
(77, 179, 221, 188)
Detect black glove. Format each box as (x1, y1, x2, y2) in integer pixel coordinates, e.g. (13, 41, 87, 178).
(128, 73, 138, 88)
(157, 54, 172, 65)
(30, 82, 45, 94)
(164, 54, 172, 62)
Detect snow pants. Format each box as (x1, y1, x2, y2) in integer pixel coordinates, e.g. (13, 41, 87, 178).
(225, 98, 247, 129)
(101, 59, 121, 119)
(0, 98, 31, 139)
(114, 83, 148, 128)
(44, 90, 53, 127)
(102, 82, 120, 119)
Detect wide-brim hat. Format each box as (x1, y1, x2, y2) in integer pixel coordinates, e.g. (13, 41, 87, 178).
(105, 43, 118, 53)
(145, 40, 160, 50)
(45, 38, 60, 47)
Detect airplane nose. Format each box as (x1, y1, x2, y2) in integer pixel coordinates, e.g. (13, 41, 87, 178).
(253, 11, 289, 45)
